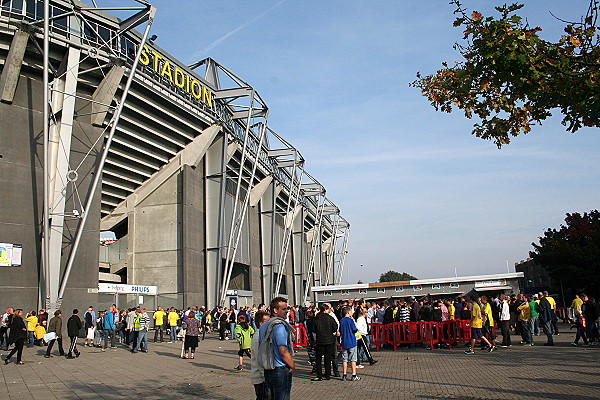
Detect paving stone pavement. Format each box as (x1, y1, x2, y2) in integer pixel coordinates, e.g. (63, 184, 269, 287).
(1, 323, 598, 400)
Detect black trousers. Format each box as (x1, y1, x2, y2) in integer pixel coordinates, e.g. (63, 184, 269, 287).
(500, 320, 511, 346)
(0, 326, 8, 349)
(46, 337, 64, 356)
(315, 343, 336, 379)
(6, 337, 25, 362)
(153, 325, 164, 342)
(254, 382, 271, 400)
(67, 336, 79, 356)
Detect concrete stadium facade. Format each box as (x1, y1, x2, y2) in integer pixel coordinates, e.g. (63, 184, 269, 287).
(0, 0, 349, 313)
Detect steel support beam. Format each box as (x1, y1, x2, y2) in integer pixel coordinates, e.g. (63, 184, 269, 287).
(46, 47, 80, 310)
(58, 6, 156, 302)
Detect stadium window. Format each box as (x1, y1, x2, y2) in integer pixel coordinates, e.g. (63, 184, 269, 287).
(395, 286, 404, 292)
(324, 291, 332, 297)
(376, 287, 385, 293)
(359, 288, 367, 294)
(413, 285, 422, 291)
(341, 289, 349, 295)
(432, 284, 441, 289)
(450, 282, 460, 288)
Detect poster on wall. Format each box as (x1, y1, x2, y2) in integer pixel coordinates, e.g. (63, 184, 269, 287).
(11, 244, 22, 266)
(0, 243, 22, 267)
(0, 243, 13, 266)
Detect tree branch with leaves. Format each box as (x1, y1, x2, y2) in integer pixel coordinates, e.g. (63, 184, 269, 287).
(411, 1, 600, 147)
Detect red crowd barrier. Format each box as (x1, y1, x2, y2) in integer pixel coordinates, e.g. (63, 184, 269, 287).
(291, 324, 307, 349)
(369, 320, 498, 351)
(368, 323, 387, 351)
(556, 307, 572, 323)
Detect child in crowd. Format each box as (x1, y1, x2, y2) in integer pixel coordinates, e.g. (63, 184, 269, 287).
(234, 314, 254, 370)
(339, 306, 361, 381)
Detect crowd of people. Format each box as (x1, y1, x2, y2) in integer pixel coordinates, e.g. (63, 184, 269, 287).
(1, 292, 599, 400)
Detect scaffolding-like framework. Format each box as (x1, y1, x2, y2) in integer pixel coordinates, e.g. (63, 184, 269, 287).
(0, 0, 349, 309)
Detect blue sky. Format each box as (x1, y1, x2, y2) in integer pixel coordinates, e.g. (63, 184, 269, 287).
(116, 0, 599, 282)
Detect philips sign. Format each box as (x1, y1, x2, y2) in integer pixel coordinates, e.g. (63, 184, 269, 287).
(98, 283, 157, 295)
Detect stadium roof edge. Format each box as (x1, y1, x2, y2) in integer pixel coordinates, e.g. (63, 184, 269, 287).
(311, 272, 524, 292)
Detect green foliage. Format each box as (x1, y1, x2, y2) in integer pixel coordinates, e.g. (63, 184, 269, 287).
(530, 210, 600, 297)
(411, 0, 600, 147)
(379, 270, 418, 283)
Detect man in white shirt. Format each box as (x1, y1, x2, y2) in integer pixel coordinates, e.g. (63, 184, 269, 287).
(498, 294, 511, 347)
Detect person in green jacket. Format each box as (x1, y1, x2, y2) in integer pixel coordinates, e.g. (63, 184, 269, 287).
(529, 295, 540, 339)
(234, 314, 254, 371)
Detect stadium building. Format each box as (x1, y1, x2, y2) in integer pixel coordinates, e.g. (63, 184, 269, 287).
(311, 272, 524, 304)
(0, 0, 349, 313)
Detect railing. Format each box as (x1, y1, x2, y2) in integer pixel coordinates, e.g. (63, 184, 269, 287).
(290, 320, 497, 351)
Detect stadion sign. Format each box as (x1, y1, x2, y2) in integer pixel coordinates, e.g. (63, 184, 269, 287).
(139, 45, 214, 108)
(98, 283, 157, 295)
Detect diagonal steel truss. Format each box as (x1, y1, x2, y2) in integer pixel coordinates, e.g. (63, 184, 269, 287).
(21, 0, 157, 311)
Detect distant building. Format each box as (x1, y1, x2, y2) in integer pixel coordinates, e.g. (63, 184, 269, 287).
(311, 272, 523, 303)
(514, 258, 552, 295)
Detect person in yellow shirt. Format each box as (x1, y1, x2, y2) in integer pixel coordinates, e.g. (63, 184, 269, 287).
(517, 294, 533, 345)
(153, 306, 167, 343)
(167, 308, 179, 342)
(444, 299, 455, 320)
(571, 294, 583, 312)
(570, 294, 584, 323)
(464, 296, 496, 354)
(480, 296, 496, 347)
(24, 310, 38, 348)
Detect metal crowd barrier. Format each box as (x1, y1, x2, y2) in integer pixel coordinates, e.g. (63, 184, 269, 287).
(369, 320, 497, 351)
(556, 307, 572, 323)
(290, 320, 498, 351)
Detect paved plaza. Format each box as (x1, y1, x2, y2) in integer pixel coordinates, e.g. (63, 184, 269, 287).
(1, 322, 598, 400)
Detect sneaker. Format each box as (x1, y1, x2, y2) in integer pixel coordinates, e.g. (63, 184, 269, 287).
(350, 375, 361, 381)
(488, 346, 497, 353)
(369, 360, 378, 365)
(464, 349, 475, 354)
(342, 375, 347, 381)
(499, 345, 508, 348)
(356, 365, 365, 369)
(570, 342, 578, 346)
(235, 365, 243, 371)
(311, 377, 322, 381)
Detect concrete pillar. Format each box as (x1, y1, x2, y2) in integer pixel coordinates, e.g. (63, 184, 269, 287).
(91, 64, 124, 126)
(0, 30, 29, 104)
(181, 164, 205, 307)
